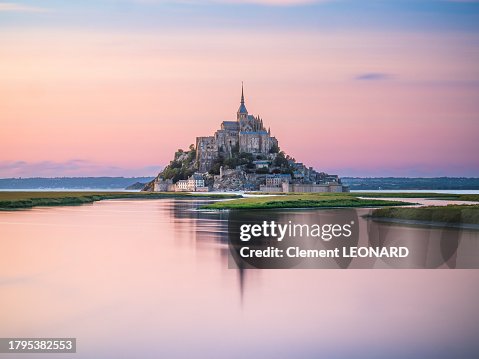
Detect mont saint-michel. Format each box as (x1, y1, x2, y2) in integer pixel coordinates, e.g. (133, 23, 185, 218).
(143, 85, 348, 193)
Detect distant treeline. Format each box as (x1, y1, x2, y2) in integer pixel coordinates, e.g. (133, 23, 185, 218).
(342, 177, 479, 190)
(0, 177, 155, 189)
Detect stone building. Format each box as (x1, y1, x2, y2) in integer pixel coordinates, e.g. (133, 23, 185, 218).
(153, 178, 175, 192)
(196, 84, 278, 172)
(260, 174, 292, 192)
(265, 174, 292, 187)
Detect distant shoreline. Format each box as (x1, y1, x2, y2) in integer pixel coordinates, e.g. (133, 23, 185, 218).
(0, 177, 155, 190)
(1, 177, 478, 191)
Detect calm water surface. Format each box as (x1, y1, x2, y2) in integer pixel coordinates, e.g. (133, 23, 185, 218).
(1, 199, 479, 358)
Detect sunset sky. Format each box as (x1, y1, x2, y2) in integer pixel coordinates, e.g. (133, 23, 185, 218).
(1, 0, 478, 177)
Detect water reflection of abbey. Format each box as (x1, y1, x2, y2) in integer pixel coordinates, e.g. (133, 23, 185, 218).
(171, 201, 472, 302)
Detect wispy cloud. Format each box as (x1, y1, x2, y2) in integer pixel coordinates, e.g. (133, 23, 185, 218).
(354, 73, 392, 81)
(0, 160, 161, 177)
(0, 2, 49, 12)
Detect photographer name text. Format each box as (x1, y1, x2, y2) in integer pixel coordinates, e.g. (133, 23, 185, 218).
(239, 246, 409, 258)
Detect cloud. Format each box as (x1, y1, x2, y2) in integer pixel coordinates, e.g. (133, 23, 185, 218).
(0, 2, 49, 12)
(354, 73, 392, 81)
(0, 160, 161, 177)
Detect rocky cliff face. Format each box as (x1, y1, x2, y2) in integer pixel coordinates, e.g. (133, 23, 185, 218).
(212, 170, 264, 191)
(212, 170, 247, 191)
(142, 179, 155, 191)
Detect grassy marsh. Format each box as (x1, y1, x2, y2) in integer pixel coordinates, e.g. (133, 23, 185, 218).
(0, 191, 239, 210)
(371, 205, 479, 225)
(201, 193, 412, 210)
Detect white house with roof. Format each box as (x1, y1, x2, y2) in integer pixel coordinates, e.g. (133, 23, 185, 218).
(175, 174, 207, 192)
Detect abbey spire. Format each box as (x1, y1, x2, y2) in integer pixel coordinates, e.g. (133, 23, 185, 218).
(237, 82, 248, 121)
(241, 82, 245, 104)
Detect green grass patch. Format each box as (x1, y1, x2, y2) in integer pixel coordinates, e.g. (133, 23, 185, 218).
(0, 191, 240, 209)
(243, 191, 289, 195)
(371, 205, 479, 225)
(200, 193, 412, 210)
(350, 192, 479, 201)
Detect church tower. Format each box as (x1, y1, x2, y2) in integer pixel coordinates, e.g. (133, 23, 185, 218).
(237, 83, 248, 122)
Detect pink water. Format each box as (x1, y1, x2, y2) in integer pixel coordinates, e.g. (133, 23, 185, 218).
(0, 199, 478, 358)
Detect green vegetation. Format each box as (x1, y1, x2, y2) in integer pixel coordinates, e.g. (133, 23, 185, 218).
(215, 152, 255, 174)
(273, 151, 289, 168)
(201, 192, 479, 226)
(244, 191, 288, 195)
(208, 155, 225, 175)
(269, 143, 279, 154)
(160, 144, 197, 182)
(0, 191, 239, 210)
(351, 192, 479, 202)
(209, 149, 295, 175)
(200, 193, 412, 210)
(242, 191, 479, 200)
(371, 205, 479, 225)
(273, 151, 294, 175)
(227, 152, 254, 168)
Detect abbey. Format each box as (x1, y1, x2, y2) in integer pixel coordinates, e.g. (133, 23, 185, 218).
(143, 84, 348, 193)
(196, 84, 279, 172)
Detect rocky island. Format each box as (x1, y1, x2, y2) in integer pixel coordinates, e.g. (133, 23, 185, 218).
(143, 85, 348, 193)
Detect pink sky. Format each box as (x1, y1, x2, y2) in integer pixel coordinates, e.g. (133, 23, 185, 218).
(1, 28, 478, 177)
